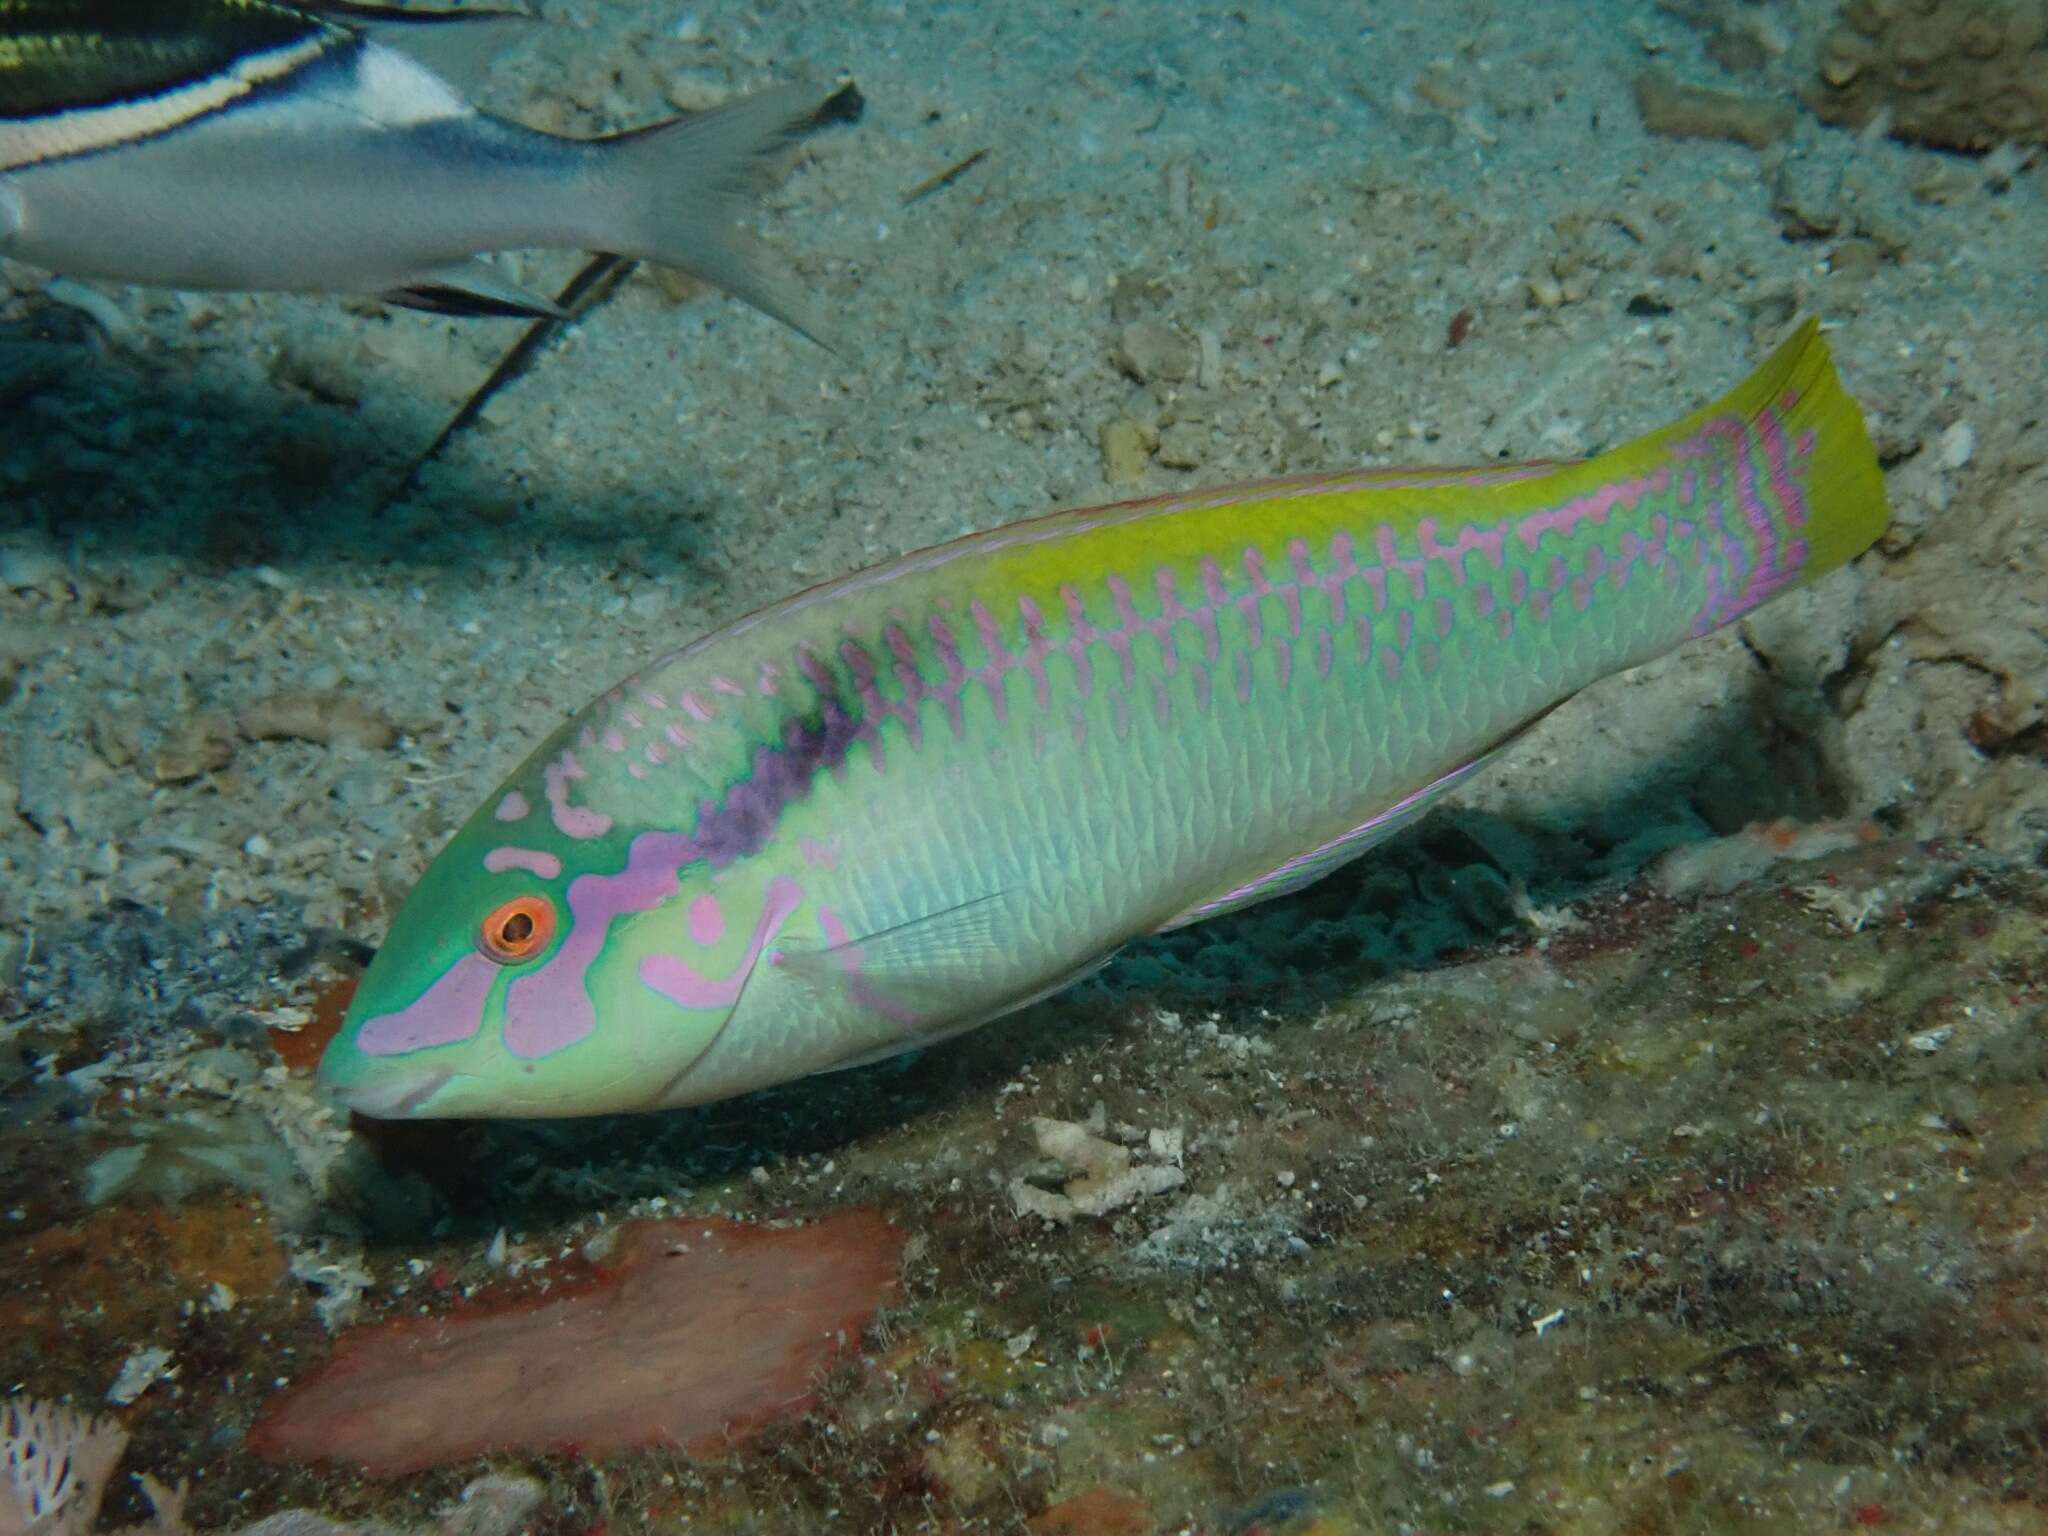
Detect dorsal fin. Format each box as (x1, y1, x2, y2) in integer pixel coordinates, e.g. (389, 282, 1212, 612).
(0, 0, 343, 170)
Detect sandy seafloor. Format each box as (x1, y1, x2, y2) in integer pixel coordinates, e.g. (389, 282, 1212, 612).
(3, 0, 2047, 1531)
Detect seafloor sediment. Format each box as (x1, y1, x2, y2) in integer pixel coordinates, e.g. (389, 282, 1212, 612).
(2, 0, 2045, 1531)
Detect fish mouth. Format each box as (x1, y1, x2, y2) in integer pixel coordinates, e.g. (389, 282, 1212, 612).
(319, 1064, 453, 1119)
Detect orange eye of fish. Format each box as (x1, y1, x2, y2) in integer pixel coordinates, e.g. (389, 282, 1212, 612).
(479, 896, 556, 964)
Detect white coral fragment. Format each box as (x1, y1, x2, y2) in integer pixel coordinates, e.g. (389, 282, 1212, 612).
(1, 1395, 129, 1536)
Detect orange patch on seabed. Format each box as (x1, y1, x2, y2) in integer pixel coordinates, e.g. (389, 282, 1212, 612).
(16, 1200, 289, 1330)
(247, 1208, 904, 1477)
(268, 975, 357, 1074)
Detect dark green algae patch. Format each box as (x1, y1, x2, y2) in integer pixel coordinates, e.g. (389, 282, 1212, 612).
(5, 835, 2048, 1535)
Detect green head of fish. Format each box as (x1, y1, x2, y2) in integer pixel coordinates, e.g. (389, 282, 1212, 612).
(315, 756, 760, 1119)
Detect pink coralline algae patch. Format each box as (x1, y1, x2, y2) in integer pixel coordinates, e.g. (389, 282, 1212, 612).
(247, 1209, 903, 1476)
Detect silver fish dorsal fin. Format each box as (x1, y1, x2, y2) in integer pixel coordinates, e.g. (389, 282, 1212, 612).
(0, 0, 347, 170)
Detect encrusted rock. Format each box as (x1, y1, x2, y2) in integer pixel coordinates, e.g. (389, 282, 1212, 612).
(1811, 0, 2048, 148)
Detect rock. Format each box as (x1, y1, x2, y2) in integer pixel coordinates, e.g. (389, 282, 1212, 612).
(1098, 418, 1154, 485)
(152, 715, 235, 784)
(1156, 420, 1206, 469)
(1634, 66, 1795, 150)
(439, 1474, 545, 1536)
(1010, 1115, 1186, 1223)
(249, 1210, 903, 1475)
(1811, 0, 2048, 149)
(1774, 158, 1844, 239)
(238, 691, 398, 752)
(1113, 319, 1193, 384)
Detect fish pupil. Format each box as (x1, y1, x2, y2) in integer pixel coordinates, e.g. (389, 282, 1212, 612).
(501, 911, 534, 945)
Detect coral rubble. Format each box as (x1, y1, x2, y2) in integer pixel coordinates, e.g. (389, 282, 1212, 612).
(1813, 0, 2048, 148)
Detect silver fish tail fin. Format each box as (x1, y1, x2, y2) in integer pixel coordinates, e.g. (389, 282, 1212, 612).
(594, 84, 833, 348)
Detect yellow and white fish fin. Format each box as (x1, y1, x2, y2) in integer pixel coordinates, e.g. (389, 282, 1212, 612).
(592, 84, 836, 349)
(383, 262, 566, 319)
(302, 2, 535, 94)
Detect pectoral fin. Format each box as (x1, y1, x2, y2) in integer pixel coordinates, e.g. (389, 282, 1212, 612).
(774, 892, 1008, 1012)
(382, 263, 565, 319)
(770, 891, 1121, 1074)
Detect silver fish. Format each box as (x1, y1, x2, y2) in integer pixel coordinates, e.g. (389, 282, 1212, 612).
(0, 0, 827, 330)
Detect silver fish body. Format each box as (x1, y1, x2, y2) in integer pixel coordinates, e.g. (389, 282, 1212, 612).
(0, 4, 823, 327)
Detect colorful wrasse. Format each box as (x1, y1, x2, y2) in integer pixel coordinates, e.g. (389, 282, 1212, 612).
(318, 321, 1889, 1119)
(0, 0, 830, 329)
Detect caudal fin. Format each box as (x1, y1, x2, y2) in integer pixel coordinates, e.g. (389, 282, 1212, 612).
(595, 85, 832, 346)
(1612, 317, 1890, 592)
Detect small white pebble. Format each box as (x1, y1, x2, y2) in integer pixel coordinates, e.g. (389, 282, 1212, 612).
(1937, 420, 1975, 471)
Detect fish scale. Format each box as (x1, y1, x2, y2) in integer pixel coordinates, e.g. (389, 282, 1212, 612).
(317, 320, 1889, 1119)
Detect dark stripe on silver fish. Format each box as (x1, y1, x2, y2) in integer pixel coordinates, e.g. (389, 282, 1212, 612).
(0, 0, 341, 169)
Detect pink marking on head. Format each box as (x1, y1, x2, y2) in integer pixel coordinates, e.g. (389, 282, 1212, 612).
(1234, 650, 1253, 706)
(687, 894, 724, 946)
(1434, 597, 1454, 639)
(503, 831, 694, 1055)
(495, 791, 530, 823)
(357, 951, 499, 1056)
(681, 691, 713, 723)
(645, 740, 669, 766)
(757, 660, 783, 697)
(665, 723, 694, 749)
(1356, 615, 1373, 665)
(711, 675, 746, 697)
(485, 846, 562, 879)
(621, 711, 644, 731)
(1315, 628, 1334, 678)
(543, 751, 612, 841)
(1380, 646, 1401, 682)
(627, 762, 648, 780)
(640, 877, 803, 1013)
(1509, 568, 1529, 605)
(1474, 586, 1496, 618)
(601, 728, 627, 754)
(1397, 609, 1415, 652)
(1200, 556, 1229, 609)
(1496, 607, 1514, 640)
(1273, 636, 1293, 689)
(641, 690, 668, 711)
(1191, 660, 1213, 714)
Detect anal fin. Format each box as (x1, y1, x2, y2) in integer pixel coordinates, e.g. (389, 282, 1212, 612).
(383, 263, 565, 320)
